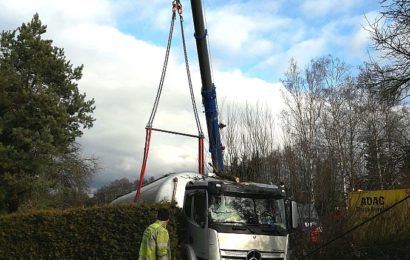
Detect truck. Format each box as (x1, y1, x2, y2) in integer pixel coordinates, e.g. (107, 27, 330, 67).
(113, 0, 299, 259)
(112, 171, 298, 259)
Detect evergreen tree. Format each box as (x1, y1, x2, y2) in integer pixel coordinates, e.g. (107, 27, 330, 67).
(0, 14, 95, 213)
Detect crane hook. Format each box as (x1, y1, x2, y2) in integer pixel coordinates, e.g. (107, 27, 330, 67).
(172, 0, 183, 15)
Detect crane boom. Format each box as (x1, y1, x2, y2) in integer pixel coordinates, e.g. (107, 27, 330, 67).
(189, 0, 224, 172)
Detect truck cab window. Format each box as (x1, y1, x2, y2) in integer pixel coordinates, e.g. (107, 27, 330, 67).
(193, 191, 206, 226)
(184, 194, 193, 218)
(209, 195, 243, 223)
(209, 195, 287, 228)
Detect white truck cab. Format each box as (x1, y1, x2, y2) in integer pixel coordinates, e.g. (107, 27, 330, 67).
(182, 175, 298, 260)
(112, 172, 298, 260)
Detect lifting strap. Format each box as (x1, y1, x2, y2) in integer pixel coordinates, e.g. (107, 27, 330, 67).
(134, 0, 204, 202)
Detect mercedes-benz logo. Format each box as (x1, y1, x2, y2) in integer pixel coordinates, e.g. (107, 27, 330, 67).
(246, 250, 261, 260)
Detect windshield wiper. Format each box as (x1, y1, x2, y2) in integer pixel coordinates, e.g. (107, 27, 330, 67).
(218, 221, 256, 234)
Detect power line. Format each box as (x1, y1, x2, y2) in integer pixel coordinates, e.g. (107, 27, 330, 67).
(301, 194, 410, 259)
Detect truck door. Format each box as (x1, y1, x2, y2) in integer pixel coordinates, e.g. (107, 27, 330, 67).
(185, 189, 209, 259)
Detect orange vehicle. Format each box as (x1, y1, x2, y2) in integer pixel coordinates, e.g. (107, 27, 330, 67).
(297, 203, 322, 243)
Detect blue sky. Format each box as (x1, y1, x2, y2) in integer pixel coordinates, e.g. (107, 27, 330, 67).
(114, 0, 379, 82)
(0, 0, 381, 191)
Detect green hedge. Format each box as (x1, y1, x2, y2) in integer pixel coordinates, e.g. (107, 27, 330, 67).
(0, 203, 185, 259)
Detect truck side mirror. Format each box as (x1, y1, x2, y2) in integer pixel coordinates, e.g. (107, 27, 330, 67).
(291, 201, 299, 229)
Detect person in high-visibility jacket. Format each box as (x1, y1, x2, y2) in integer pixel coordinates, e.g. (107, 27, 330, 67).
(138, 208, 171, 260)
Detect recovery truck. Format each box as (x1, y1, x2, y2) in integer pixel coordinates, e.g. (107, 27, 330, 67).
(112, 1, 299, 259)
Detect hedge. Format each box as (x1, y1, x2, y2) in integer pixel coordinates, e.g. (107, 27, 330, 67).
(0, 203, 185, 259)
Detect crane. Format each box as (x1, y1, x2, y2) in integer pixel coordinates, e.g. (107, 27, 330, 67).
(189, 0, 225, 173)
(115, 4, 300, 258)
(134, 0, 224, 202)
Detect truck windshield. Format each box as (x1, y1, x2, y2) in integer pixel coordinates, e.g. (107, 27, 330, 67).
(209, 194, 286, 228)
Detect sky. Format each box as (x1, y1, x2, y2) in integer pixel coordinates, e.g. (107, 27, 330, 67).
(0, 0, 381, 192)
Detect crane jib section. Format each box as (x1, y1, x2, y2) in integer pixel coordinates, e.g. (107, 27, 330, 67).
(190, 0, 225, 172)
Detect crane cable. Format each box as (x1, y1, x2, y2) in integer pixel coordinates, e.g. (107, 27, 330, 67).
(135, 0, 205, 202)
(147, 8, 176, 127)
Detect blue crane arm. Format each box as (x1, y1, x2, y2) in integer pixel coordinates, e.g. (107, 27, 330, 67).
(202, 85, 224, 172)
(189, 0, 224, 172)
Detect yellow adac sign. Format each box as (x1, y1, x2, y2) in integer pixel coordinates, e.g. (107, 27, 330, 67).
(348, 189, 410, 214)
(347, 189, 410, 243)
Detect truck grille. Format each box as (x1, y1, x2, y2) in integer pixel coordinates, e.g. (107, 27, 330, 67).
(220, 249, 284, 260)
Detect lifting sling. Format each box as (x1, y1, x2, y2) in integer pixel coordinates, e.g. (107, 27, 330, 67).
(134, 0, 204, 202)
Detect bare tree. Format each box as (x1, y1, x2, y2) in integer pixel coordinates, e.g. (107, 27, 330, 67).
(90, 178, 135, 205)
(281, 57, 328, 204)
(220, 101, 244, 174)
(220, 102, 279, 183)
(320, 76, 367, 196)
(359, 92, 410, 189)
(364, 0, 410, 103)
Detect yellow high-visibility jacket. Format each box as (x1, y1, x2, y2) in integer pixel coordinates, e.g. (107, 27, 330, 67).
(138, 220, 171, 260)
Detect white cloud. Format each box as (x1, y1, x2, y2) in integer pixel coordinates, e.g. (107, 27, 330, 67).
(210, 12, 253, 52)
(350, 26, 372, 58)
(196, 1, 377, 82)
(0, 0, 114, 30)
(257, 36, 327, 79)
(0, 0, 379, 190)
(0, 0, 206, 187)
(301, 0, 356, 17)
(288, 38, 327, 63)
(205, 5, 289, 58)
(348, 11, 378, 59)
(109, 0, 179, 33)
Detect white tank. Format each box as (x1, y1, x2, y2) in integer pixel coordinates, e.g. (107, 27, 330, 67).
(110, 172, 203, 207)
